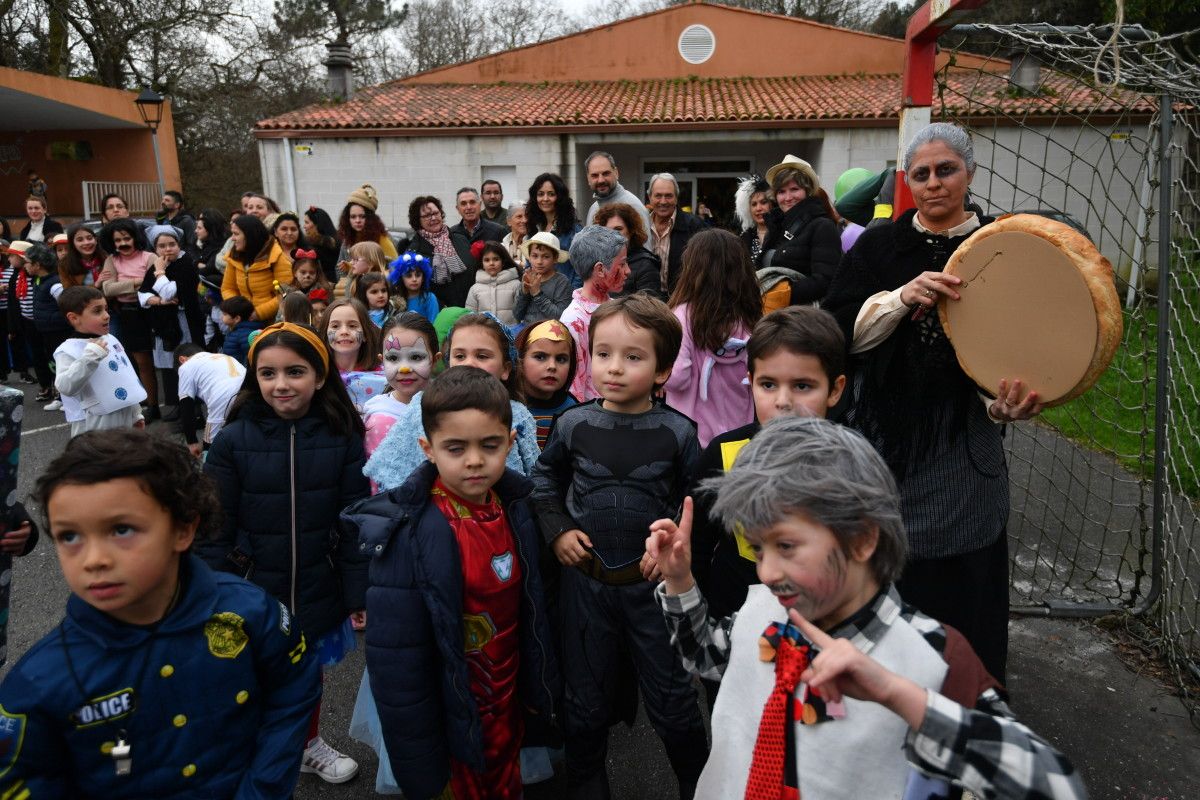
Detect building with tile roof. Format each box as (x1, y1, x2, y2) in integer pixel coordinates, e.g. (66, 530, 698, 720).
(255, 0, 1153, 261)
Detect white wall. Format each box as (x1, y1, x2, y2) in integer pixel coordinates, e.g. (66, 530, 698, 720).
(260, 134, 565, 230)
(261, 121, 1157, 271)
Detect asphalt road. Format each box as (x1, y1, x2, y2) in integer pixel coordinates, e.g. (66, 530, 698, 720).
(2, 384, 1196, 799)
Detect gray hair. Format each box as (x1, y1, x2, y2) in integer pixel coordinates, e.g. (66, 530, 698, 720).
(701, 416, 907, 585)
(568, 225, 627, 282)
(646, 173, 679, 199)
(506, 202, 526, 215)
(455, 187, 480, 202)
(585, 150, 618, 172)
(903, 123, 976, 175)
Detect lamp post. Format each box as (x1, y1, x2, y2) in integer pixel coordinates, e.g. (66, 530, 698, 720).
(134, 88, 165, 196)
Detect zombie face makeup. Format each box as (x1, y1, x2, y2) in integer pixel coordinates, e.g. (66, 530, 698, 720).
(382, 329, 434, 403)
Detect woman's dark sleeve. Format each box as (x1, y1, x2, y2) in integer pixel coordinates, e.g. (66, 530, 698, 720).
(789, 218, 842, 305)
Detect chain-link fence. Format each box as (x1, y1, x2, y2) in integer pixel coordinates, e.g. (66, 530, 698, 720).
(932, 22, 1200, 720)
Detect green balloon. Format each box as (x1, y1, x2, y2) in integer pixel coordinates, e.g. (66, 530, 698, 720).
(835, 168, 874, 202)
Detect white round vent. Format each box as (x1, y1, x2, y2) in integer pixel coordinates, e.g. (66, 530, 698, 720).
(678, 24, 716, 65)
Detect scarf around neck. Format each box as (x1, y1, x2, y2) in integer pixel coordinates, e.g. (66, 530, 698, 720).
(419, 226, 467, 284)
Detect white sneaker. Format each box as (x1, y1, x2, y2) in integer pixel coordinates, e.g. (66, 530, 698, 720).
(301, 736, 359, 784)
(42, 399, 62, 411)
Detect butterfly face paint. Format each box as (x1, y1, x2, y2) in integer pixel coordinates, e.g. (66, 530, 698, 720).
(383, 331, 433, 402)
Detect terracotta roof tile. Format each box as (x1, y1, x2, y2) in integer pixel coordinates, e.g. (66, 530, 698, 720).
(255, 71, 1154, 133)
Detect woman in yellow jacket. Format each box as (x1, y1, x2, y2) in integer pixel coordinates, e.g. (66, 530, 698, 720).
(221, 214, 292, 321)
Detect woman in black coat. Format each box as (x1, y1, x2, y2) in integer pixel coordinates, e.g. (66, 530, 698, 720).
(593, 201, 665, 300)
(823, 123, 1044, 683)
(409, 195, 476, 308)
(758, 156, 841, 305)
(18, 196, 64, 243)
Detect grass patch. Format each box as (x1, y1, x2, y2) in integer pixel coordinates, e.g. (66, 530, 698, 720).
(1040, 297, 1200, 501)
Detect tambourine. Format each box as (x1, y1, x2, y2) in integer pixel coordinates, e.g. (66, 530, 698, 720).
(938, 213, 1122, 407)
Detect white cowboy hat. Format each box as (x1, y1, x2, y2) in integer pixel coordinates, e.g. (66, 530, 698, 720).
(765, 154, 821, 193)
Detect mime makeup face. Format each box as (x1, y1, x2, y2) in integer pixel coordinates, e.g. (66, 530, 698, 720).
(382, 330, 434, 402)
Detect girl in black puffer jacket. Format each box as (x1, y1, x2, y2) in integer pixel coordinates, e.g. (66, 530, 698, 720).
(201, 321, 369, 784)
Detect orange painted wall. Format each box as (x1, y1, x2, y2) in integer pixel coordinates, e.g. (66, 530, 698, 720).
(403, 3, 994, 85)
(0, 67, 181, 219)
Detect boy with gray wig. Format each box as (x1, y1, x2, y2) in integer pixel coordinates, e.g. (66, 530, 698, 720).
(649, 415, 1086, 800)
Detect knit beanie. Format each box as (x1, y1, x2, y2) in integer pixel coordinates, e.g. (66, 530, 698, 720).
(346, 184, 379, 213)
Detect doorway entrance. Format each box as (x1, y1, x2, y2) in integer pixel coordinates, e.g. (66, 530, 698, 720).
(641, 158, 752, 231)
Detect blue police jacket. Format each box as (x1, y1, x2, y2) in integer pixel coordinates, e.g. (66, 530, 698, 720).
(341, 461, 560, 800)
(0, 555, 320, 799)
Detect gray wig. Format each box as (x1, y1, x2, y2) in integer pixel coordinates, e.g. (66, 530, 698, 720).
(903, 122, 977, 175)
(568, 225, 627, 282)
(701, 416, 907, 584)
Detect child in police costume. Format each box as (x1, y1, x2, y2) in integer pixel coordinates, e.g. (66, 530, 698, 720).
(0, 429, 320, 798)
(648, 416, 1087, 799)
(341, 366, 558, 799)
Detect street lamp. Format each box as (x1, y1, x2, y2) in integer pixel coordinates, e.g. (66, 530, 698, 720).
(135, 88, 165, 195)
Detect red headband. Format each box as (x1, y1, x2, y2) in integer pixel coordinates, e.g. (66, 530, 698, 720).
(293, 248, 317, 261)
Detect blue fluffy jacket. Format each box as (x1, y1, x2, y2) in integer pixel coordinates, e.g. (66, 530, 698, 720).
(341, 461, 559, 799)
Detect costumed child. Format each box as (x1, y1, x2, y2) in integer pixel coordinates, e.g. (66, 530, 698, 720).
(0, 242, 33, 384)
(308, 287, 330, 325)
(173, 342, 246, 458)
(691, 306, 846, 625)
(664, 228, 762, 447)
(513, 231, 572, 325)
(363, 312, 439, 458)
(365, 312, 540, 491)
(465, 241, 521, 324)
(9, 242, 60, 405)
(319, 297, 386, 414)
(344, 366, 558, 799)
(515, 318, 577, 449)
(648, 416, 1088, 800)
(53, 286, 146, 435)
(353, 271, 400, 328)
(288, 250, 332, 297)
(142, 225, 204, 417)
(389, 251, 440, 323)
(530, 292, 709, 799)
(200, 321, 369, 785)
(1, 429, 319, 798)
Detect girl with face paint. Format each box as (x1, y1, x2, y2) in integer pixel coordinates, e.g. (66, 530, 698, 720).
(362, 313, 441, 459)
(516, 319, 578, 449)
(318, 298, 385, 415)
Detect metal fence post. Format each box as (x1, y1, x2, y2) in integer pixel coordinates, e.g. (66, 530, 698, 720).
(1143, 92, 1172, 615)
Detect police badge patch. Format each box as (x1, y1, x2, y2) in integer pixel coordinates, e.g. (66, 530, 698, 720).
(491, 552, 514, 582)
(204, 612, 249, 659)
(0, 704, 26, 778)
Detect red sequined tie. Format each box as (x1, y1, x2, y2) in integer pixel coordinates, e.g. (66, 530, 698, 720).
(744, 638, 809, 800)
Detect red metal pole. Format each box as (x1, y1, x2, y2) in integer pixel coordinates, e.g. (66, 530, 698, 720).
(895, 0, 990, 217)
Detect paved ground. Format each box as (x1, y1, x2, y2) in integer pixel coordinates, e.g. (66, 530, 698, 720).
(2, 385, 1197, 798)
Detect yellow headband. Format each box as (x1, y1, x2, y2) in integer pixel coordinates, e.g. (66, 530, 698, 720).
(247, 321, 330, 374)
(525, 320, 570, 344)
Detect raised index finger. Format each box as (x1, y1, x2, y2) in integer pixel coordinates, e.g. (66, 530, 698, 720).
(788, 608, 836, 649)
(677, 496, 694, 543)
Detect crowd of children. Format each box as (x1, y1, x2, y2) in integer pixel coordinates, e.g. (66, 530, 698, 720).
(0, 159, 1088, 799)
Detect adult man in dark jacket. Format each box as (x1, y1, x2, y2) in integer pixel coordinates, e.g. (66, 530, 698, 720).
(451, 188, 507, 247)
(646, 173, 707, 296)
(156, 190, 197, 250)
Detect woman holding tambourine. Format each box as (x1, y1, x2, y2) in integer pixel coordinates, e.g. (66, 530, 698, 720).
(824, 123, 1042, 684)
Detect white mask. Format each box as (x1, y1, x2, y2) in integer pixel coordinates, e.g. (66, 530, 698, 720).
(382, 333, 432, 390)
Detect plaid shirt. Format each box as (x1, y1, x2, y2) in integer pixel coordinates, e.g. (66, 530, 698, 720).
(656, 582, 1089, 800)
